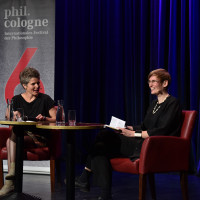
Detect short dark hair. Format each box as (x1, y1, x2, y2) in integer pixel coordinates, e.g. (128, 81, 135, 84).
(19, 67, 40, 86)
(148, 68, 171, 89)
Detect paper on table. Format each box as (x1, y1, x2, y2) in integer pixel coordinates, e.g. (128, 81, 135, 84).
(104, 116, 126, 130)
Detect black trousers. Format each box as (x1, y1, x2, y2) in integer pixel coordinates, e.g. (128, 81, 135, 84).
(86, 129, 144, 189)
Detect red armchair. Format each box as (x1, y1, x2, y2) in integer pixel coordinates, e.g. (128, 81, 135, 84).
(0, 126, 61, 192)
(110, 110, 197, 200)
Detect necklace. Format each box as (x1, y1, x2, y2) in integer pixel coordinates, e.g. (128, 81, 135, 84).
(152, 94, 170, 114)
(152, 102, 160, 114)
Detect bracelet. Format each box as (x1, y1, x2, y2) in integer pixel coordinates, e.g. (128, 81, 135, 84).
(134, 132, 142, 137)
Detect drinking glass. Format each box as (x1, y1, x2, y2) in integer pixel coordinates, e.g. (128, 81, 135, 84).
(68, 110, 76, 126)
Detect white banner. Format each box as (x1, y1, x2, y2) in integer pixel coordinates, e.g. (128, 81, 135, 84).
(0, 0, 55, 172)
(0, 0, 55, 117)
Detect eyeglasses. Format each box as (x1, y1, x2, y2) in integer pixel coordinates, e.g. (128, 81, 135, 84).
(147, 80, 160, 84)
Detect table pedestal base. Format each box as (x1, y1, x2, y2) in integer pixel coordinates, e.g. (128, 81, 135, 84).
(1, 192, 41, 200)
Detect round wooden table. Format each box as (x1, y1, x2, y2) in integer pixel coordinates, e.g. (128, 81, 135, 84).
(0, 120, 39, 200)
(36, 122, 105, 200)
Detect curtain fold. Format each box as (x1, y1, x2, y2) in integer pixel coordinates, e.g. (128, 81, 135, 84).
(55, 0, 200, 172)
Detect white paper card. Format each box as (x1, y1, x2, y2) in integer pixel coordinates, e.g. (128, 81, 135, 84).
(104, 116, 126, 130)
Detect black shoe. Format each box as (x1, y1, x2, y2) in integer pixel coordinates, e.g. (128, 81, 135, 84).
(75, 177, 90, 192)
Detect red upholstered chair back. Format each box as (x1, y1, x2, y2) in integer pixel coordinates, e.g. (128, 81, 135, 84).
(180, 110, 197, 140)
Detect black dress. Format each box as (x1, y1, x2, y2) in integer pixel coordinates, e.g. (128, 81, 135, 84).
(87, 95, 182, 189)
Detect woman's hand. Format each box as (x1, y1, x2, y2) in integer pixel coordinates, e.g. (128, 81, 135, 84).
(36, 114, 46, 121)
(118, 128, 135, 137)
(118, 128, 149, 139)
(13, 111, 22, 121)
(35, 107, 56, 122)
(126, 126, 133, 131)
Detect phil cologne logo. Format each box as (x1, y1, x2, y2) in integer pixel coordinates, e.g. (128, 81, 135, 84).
(4, 6, 49, 30)
(5, 48, 45, 102)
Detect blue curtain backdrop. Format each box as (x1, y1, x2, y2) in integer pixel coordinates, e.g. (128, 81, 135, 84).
(55, 0, 200, 173)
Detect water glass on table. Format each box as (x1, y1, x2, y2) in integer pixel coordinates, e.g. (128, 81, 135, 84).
(68, 110, 76, 126)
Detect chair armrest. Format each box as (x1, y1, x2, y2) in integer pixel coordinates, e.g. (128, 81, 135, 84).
(0, 127, 12, 149)
(139, 136, 190, 174)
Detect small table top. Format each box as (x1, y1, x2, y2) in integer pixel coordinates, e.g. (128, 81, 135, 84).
(36, 122, 105, 130)
(0, 119, 37, 126)
(0, 120, 105, 130)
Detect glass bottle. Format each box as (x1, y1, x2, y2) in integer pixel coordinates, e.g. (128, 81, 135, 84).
(56, 100, 65, 125)
(9, 99, 14, 121)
